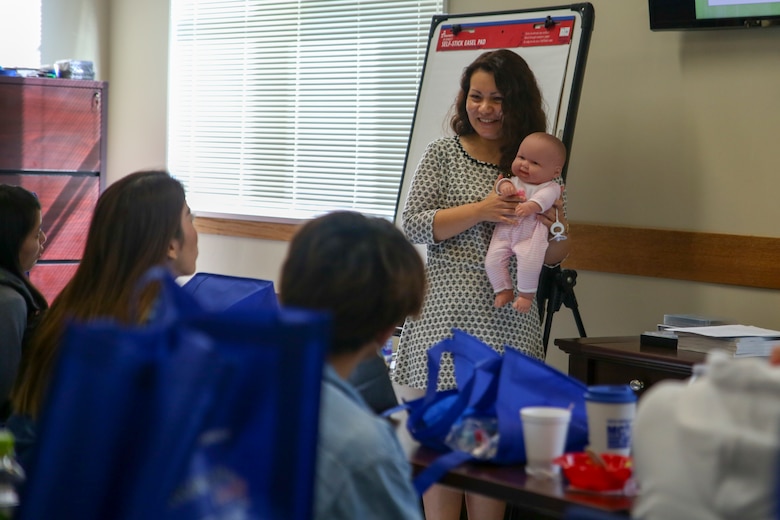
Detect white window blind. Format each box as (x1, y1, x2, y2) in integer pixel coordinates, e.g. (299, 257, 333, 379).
(168, 0, 444, 221)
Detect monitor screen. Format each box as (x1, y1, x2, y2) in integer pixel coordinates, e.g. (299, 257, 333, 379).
(649, 0, 780, 30)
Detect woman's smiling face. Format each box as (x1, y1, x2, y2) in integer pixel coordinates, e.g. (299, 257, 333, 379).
(465, 69, 504, 141)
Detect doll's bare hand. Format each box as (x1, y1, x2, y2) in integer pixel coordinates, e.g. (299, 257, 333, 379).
(497, 184, 516, 197)
(495, 177, 524, 198)
(514, 201, 539, 218)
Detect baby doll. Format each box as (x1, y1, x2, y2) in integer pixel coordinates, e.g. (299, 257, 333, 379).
(484, 132, 567, 312)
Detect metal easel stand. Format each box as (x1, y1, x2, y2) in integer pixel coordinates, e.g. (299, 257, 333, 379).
(537, 265, 587, 355)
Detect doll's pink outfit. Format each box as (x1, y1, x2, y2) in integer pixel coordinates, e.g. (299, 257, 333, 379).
(485, 177, 561, 294)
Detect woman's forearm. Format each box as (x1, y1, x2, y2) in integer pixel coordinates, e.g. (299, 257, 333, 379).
(544, 237, 570, 265)
(432, 202, 485, 242)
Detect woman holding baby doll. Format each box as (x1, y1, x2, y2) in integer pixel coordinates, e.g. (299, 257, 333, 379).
(391, 49, 570, 520)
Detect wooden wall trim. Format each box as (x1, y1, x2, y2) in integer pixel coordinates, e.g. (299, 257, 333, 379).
(194, 216, 780, 290)
(194, 216, 300, 241)
(565, 223, 780, 290)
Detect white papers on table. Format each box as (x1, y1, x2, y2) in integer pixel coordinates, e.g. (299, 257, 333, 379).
(665, 325, 780, 357)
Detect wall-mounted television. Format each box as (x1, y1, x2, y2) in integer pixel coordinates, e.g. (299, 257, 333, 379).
(649, 0, 780, 30)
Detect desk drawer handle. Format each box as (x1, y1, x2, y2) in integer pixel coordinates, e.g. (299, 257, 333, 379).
(629, 379, 644, 392)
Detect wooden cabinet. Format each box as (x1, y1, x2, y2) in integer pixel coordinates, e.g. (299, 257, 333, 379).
(555, 336, 706, 397)
(0, 76, 107, 302)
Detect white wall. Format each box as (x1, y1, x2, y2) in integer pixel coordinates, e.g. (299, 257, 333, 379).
(45, 0, 780, 372)
(41, 0, 107, 78)
(105, 0, 170, 184)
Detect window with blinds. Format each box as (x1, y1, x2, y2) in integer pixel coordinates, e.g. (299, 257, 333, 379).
(168, 0, 445, 222)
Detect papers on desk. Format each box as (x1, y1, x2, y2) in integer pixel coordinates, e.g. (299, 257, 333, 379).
(666, 325, 780, 357)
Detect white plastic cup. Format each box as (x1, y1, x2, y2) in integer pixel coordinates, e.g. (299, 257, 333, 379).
(584, 385, 637, 456)
(520, 406, 571, 478)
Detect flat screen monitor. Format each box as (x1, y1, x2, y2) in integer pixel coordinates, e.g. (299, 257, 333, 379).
(649, 0, 780, 30)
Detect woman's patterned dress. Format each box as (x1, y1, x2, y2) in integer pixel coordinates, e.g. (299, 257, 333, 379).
(391, 136, 546, 391)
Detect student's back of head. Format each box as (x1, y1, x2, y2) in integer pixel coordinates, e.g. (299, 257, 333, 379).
(280, 211, 427, 520)
(280, 211, 425, 356)
(66, 170, 187, 320)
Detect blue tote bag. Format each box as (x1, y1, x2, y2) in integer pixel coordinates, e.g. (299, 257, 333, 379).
(404, 329, 589, 494)
(182, 272, 278, 313)
(19, 270, 328, 520)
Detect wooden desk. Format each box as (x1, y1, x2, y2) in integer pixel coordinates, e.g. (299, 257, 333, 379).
(555, 336, 707, 396)
(394, 418, 632, 519)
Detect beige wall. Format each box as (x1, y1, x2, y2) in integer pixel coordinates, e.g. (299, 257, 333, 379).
(41, 0, 108, 79)
(46, 0, 780, 372)
(105, 0, 170, 184)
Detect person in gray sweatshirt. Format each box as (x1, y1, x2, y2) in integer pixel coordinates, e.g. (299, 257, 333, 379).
(0, 185, 48, 419)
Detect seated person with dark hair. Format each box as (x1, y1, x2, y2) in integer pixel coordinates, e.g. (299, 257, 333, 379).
(279, 211, 426, 520)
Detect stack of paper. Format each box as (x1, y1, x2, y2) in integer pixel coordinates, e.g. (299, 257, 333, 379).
(662, 314, 729, 328)
(668, 325, 780, 357)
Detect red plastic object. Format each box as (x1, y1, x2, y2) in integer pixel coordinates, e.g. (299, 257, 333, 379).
(553, 452, 633, 492)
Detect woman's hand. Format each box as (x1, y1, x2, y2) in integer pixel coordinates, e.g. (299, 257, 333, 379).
(431, 189, 525, 242)
(536, 194, 566, 233)
(537, 191, 570, 265)
(480, 190, 525, 225)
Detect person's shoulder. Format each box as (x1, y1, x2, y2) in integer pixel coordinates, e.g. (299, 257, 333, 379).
(425, 135, 458, 152)
(0, 284, 26, 313)
(0, 269, 34, 305)
(319, 377, 404, 463)
(429, 135, 457, 145)
(315, 382, 420, 520)
(424, 136, 489, 169)
(319, 379, 392, 444)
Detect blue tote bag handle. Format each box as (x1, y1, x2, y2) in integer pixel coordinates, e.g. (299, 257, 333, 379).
(421, 331, 501, 406)
(406, 331, 502, 452)
(409, 330, 503, 494)
(447, 330, 502, 410)
(131, 266, 203, 326)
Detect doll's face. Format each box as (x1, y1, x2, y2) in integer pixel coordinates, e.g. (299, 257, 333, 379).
(511, 134, 563, 185)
